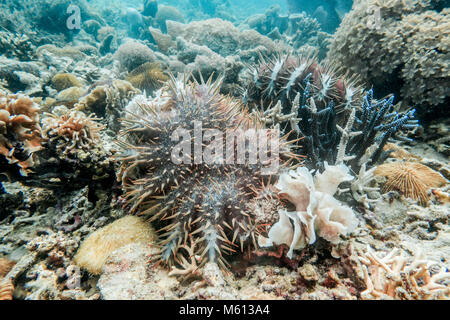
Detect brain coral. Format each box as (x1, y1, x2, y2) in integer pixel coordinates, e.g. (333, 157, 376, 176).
(327, 0, 449, 118)
(117, 75, 297, 269)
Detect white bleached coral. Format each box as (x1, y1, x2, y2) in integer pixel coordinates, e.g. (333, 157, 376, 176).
(259, 163, 358, 258)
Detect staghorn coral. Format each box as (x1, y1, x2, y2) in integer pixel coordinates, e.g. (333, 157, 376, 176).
(51, 73, 83, 92)
(0, 91, 42, 177)
(117, 75, 298, 269)
(374, 161, 447, 206)
(327, 0, 449, 118)
(74, 216, 156, 275)
(357, 246, 450, 300)
(247, 54, 418, 171)
(259, 164, 358, 258)
(125, 62, 168, 95)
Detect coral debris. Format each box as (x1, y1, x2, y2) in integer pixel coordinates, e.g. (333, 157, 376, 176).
(358, 246, 450, 300)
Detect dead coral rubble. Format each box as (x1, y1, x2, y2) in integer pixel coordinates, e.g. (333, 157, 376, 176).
(358, 246, 450, 300)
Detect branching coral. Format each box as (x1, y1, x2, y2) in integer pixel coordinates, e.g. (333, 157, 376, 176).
(259, 164, 358, 258)
(247, 54, 418, 172)
(117, 75, 298, 269)
(0, 91, 42, 177)
(358, 246, 450, 300)
(374, 161, 447, 206)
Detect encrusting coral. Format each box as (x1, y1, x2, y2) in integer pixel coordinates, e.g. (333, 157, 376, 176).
(0, 91, 42, 177)
(116, 74, 298, 269)
(374, 161, 447, 206)
(125, 62, 168, 95)
(74, 215, 156, 275)
(357, 246, 450, 300)
(258, 164, 358, 258)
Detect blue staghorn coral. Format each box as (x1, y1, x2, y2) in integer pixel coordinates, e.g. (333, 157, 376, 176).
(246, 54, 418, 171)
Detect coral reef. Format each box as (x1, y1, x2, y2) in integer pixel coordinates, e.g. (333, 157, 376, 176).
(327, 0, 449, 119)
(286, 0, 352, 32)
(74, 216, 156, 275)
(75, 79, 140, 131)
(246, 54, 418, 171)
(154, 5, 185, 33)
(19, 107, 114, 190)
(117, 75, 298, 269)
(166, 19, 286, 61)
(243, 5, 331, 59)
(374, 161, 447, 206)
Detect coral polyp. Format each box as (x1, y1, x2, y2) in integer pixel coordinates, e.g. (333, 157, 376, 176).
(117, 75, 298, 269)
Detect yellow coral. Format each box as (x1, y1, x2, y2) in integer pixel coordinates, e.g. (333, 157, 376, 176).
(374, 161, 447, 205)
(126, 62, 168, 94)
(74, 216, 156, 275)
(51, 73, 82, 92)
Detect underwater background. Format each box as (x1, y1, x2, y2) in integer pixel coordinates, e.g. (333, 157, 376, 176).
(0, 0, 449, 300)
